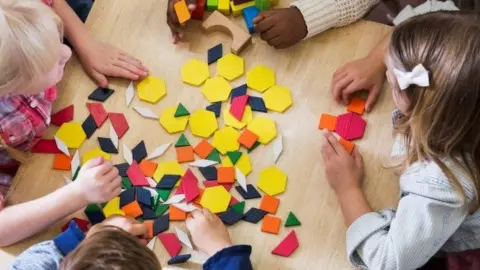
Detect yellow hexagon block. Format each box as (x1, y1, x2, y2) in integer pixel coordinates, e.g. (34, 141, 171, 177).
(200, 186, 232, 213)
(247, 117, 277, 144)
(221, 156, 233, 166)
(55, 122, 86, 149)
(103, 197, 125, 218)
(189, 109, 218, 138)
(153, 161, 185, 182)
(264, 85, 293, 113)
(137, 76, 167, 104)
(257, 166, 287, 196)
(181, 59, 210, 86)
(217, 53, 244, 81)
(223, 105, 252, 130)
(236, 153, 252, 175)
(201, 77, 232, 103)
(247, 65, 275, 93)
(212, 126, 240, 155)
(82, 148, 111, 164)
(159, 106, 189, 134)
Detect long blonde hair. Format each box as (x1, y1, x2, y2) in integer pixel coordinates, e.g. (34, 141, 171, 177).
(389, 11, 480, 210)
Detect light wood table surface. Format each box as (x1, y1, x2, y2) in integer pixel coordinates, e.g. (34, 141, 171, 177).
(0, 0, 397, 269)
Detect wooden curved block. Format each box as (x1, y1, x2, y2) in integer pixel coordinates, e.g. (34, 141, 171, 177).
(202, 11, 252, 54)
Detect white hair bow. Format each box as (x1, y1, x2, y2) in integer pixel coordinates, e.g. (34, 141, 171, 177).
(393, 64, 430, 90)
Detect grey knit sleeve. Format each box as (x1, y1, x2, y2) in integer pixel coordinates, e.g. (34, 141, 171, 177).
(9, 241, 63, 270)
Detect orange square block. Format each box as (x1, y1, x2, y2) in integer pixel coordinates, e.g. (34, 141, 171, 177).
(121, 201, 143, 218)
(238, 129, 259, 149)
(176, 146, 194, 163)
(339, 138, 355, 154)
(174, 0, 191, 24)
(261, 215, 281, 234)
(145, 221, 154, 239)
(194, 139, 214, 159)
(169, 205, 187, 221)
(347, 98, 366, 115)
(139, 160, 157, 177)
(318, 114, 337, 131)
(259, 195, 280, 214)
(217, 167, 235, 184)
(53, 154, 71, 171)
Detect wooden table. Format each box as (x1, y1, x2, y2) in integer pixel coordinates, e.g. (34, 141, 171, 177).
(0, 1, 397, 269)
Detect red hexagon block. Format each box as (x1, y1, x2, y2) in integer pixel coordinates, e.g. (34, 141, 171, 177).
(335, 112, 366, 140)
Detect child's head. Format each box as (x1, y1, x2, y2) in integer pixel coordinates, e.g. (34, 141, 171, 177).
(59, 224, 161, 270)
(0, 0, 71, 96)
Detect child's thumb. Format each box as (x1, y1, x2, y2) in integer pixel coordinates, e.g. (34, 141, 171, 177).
(352, 148, 363, 167)
(82, 157, 104, 170)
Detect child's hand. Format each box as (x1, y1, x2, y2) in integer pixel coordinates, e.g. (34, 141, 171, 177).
(166, 0, 196, 44)
(186, 208, 232, 256)
(78, 41, 149, 88)
(253, 7, 308, 49)
(72, 157, 121, 204)
(321, 131, 364, 195)
(87, 216, 149, 244)
(331, 55, 386, 112)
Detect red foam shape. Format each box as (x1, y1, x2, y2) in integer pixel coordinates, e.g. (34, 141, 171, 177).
(175, 181, 184, 195)
(191, 0, 205, 20)
(109, 113, 129, 138)
(31, 139, 62, 154)
(229, 195, 239, 206)
(62, 218, 89, 233)
(182, 169, 200, 203)
(202, 181, 232, 191)
(126, 161, 149, 186)
(230, 95, 249, 121)
(86, 103, 108, 127)
(51, 105, 74, 126)
(158, 233, 182, 257)
(272, 230, 299, 257)
(335, 112, 366, 140)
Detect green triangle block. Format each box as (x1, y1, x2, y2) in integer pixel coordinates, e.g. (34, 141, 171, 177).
(100, 202, 108, 208)
(121, 176, 132, 189)
(206, 148, 221, 162)
(248, 141, 261, 153)
(231, 201, 245, 214)
(151, 194, 160, 209)
(157, 188, 172, 202)
(227, 151, 242, 165)
(285, 212, 301, 227)
(175, 134, 190, 147)
(155, 204, 169, 217)
(174, 103, 190, 117)
(85, 203, 101, 213)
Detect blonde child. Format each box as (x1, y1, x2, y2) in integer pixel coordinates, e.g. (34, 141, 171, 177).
(0, 0, 130, 246)
(321, 11, 480, 270)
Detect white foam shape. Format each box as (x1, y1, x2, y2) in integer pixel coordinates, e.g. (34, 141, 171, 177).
(54, 136, 70, 157)
(273, 135, 283, 163)
(163, 194, 185, 205)
(122, 143, 133, 165)
(172, 202, 198, 212)
(63, 176, 73, 185)
(189, 159, 218, 167)
(134, 106, 158, 119)
(125, 81, 134, 107)
(235, 167, 247, 192)
(189, 251, 209, 264)
(174, 227, 193, 249)
(146, 177, 157, 188)
(147, 143, 171, 160)
(146, 237, 156, 250)
(109, 123, 118, 149)
(71, 150, 80, 177)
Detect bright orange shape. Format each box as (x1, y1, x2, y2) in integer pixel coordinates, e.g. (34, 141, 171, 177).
(339, 138, 355, 154)
(139, 160, 157, 177)
(347, 98, 366, 115)
(237, 129, 259, 149)
(259, 195, 280, 214)
(174, 0, 191, 24)
(53, 154, 71, 170)
(194, 139, 214, 159)
(169, 205, 187, 221)
(318, 114, 337, 131)
(121, 201, 143, 218)
(176, 146, 195, 163)
(217, 167, 235, 183)
(145, 221, 154, 239)
(193, 188, 204, 206)
(261, 215, 281, 234)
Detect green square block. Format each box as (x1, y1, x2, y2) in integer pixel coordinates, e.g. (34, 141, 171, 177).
(207, 0, 218, 11)
(255, 0, 269, 10)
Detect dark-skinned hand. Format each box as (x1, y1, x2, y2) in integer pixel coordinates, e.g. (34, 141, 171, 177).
(166, 0, 196, 43)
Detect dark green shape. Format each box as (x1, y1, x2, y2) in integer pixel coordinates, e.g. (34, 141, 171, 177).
(248, 141, 261, 153)
(100, 202, 108, 208)
(231, 201, 245, 214)
(121, 177, 132, 189)
(85, 203, 101, 212)
(206, 148, 221, 162)
(151, 194, 160, 209)
(174, 103, 190, 117)
(227, 151, 242, 165)
(72, 167, 80, 181)
(175, 134, 190, 147)
(157, 189, 172, 202)
(285, 212, 301, 227)
(137, 217, 144, 222)
(155, 204, 169, 217)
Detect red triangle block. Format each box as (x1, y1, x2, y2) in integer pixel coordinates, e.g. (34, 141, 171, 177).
(230, 95, 249, 120)
(126, 161, 149, 186)
(202, 181, 232, 191)
(272, 230, 299, 257)
(31, 139, 62, 154)
(158, 233, 182, 257)
(51, 105, 74, 127)
(182, 169, 199, 203)
(61, 218, 89, 233)
(229, 195, 239, 206)
(109, 113, 129, 138)
(175, 180, 184, 195)
(86, 103, 108, 127)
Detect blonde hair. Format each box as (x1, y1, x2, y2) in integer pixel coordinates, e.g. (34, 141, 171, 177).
(0, 0, 63, 95)
(389, 11, 480, 211)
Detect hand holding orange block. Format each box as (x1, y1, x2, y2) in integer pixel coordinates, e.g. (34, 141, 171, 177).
(318, 114, 337, 131)
(347, 98, 366, 115)
(174, 0, 191, 24)
(339, 138, 355, 154)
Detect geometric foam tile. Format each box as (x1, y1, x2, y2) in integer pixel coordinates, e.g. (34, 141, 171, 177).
(199, 166, 217, 180)
(347, 97, 366, 115)
(235, 152, 252, 176)
(51, 105, 74, 127)
(200, 186, 232, 213)
(132, 141, 148, 163)
(153, 215, 170, 236)
(219, 208, 244, 225)
(159, 106, 189, 134)
(263, 85, 293, 113)
(248, 96, 267, 113)
(212, 126, 240, 155)
(158, 233, 182, 257)
(181, 59, 210, 86)
(242, 207, 267, 224)
(339, 138, 355, 154)
(318, 114, 337, 131)
(247, 117, 277, 144)
(259, 195, 280, 214)
(103, 197, 125, 218)
(261, 215, 281, 234)
(86, 103, 108, 127)
(230, 95, 249, 120)
(257, 166, 287, 196)
(230, 84, 247, 102)
(238, 129, 259, 149)
(223, 104, 253, 130)
(271, 230, 299, 257)
(137, 76, 167, 104)
(208, 43, 223, 65)
(194, 139, 214, 159)
(174, 103, 190, 117)
(98, 137, 118, 154)
(88, 87, 115, 102)
(201, 77, 232, 103)
(153, 161, 186, 182)
(335, 112, 367, 141)
(206, 102, 222, 118)
(108, 113, 129, 138)
(285, 212, 301, 227)
(168, 254, 192, 265)
(53, 154, 71, 171)
(235, 184, 261, 200)
(189, 109, 218, 138)
(82, 147, 111, 164)
(55, 122, 86, 149)
(246, 65, 275, 93)
(82, 115, 97, 139)
(217, 53, 244, 81)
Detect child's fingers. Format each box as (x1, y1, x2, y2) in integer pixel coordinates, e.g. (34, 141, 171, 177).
(91, 69, 109, 88)
(114, 59, 145, 77)
(342, 80, 362, 105)
(255, 16, 276, 33)
(130, 223, 148, 237)
(352, 147, 364, 168)
(267, 36, 283, 48)
(365, 85, 381, 112)
(82, 157, 104, 170)
(106, 65, 140, 81)
(118, 53, 148, 72)
(332, 75, 354, 104)
(324, 131, 347, 156)
(252, 15, 266, 24)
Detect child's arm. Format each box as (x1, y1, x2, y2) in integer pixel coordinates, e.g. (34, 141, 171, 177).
(166, 0, 196, 44)
(51, 0, 148, 87)
(0, 158, 121, 247)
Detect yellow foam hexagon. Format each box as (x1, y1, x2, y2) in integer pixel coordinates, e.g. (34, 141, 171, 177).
(103, 197, 125, 218)
(236, 153, 252, 175)
(212, 126, 240, 155)
(221, 156, 233, 166)
(257, 166, 287, 196)
(201, 77, 232, 102)
(223, 104, 252, 130)
(200, 186, 232, 213)
(264, 85, 293, 112)
(247, 116, 277, 144)
(159, 106, 189, 134)
(217, 53, 244, 81)
(247, 65, 275, 93)
(181, 59, 210, 86)
(189, 109, 218, 138)
(82, 148, 111, 164)
(153, 161, 185, 182)
(137, 76, 167, 104)
(55, 122, 86, 149)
